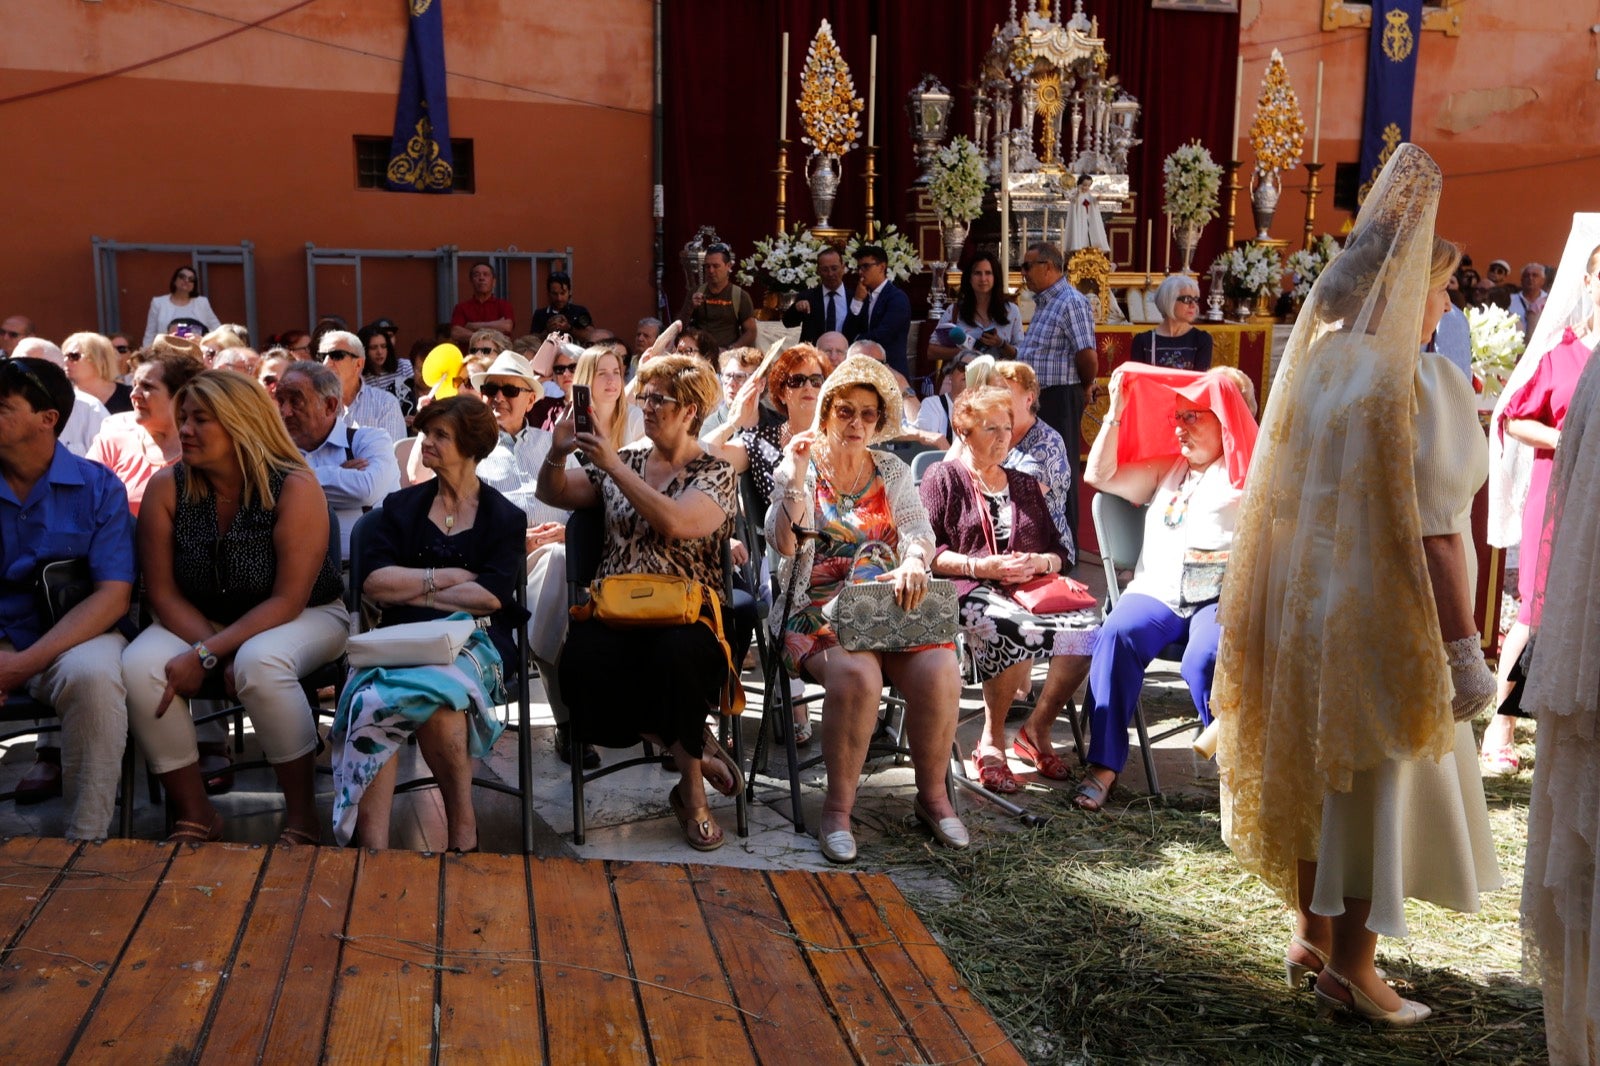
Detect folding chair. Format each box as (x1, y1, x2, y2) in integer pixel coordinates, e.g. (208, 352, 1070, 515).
(346, 507, 537, 853)
(1086, 491, 1206, 796)
(0, 695, 138, 838)
(563, 507, 749, 846)
(910, 449, 945, 484)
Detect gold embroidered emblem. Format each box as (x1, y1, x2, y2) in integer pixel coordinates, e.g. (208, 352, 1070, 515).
(1357, 123, 1405, 205)
(1382, 9, 1414, 63)
(386, 115, 454, 192)
(410, 0, 432, 15)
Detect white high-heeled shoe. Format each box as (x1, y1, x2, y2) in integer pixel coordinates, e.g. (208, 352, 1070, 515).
(1284, 935, 1329, 990)
(1314, 966, 1431, 1027)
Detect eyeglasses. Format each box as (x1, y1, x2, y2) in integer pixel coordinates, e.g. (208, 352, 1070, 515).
(0, 329, 20, 339)
(551, 362, 577, 375)
(288, 343, 311, 354)
(113, 344, 130, 354)
(260, 374, 279, 387)
(783, 373, 826, 390)
(638, 392, 682, 410)
(720, 371, 749, 384)
(1020, 260, 1041, 271)
(1172, 409, 1214, 426)
(63, 351, 83, 362)
(831, 403, 879, 425)
(1174, 295, 1201, 306)
(470, 346, 498, 355)
(320, 349, 358, 362)
(479, 383, 531, 399)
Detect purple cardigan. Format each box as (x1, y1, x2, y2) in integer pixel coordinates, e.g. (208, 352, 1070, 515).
(919, 459, 1073, 596)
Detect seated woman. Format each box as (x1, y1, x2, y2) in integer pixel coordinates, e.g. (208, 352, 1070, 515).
(707, 342, 831, 510)
(63, 332, 134, 414)
(920, 386, 1096, 792)
(86, 343, 205, 514)
(538, 354, 745, 852)
(767, 355, 967, 864)
(574, 341, 645, 447)
(1129, 274, 1213, 371)
(1077, 363, 1258, 810)
(359, 322, 417, 418)
(336, 395, 528, 851)
(983, 360, 1076, 564)
(123, 370, 349, 844)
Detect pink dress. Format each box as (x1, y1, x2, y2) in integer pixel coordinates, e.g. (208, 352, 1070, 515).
(1501, 327, 1595, 623)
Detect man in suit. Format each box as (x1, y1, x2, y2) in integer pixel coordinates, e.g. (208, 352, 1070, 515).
(782, 246, 849, 344)
(842, 244, 911, 376)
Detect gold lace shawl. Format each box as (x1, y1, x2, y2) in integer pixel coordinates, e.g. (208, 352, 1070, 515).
(1213, 145, 1456, 904)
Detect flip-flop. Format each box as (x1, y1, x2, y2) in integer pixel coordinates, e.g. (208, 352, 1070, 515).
(668, 784, 724, 852)
(701, 726, 745, 798)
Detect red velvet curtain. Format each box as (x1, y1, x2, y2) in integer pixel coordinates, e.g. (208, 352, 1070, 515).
(662, 1, 1240, 310)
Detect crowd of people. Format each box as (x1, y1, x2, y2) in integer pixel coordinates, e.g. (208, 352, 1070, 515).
(1, 154, 1595, 1054)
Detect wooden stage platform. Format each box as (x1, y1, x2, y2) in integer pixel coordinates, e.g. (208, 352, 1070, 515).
(0, 837, 1023, 1064)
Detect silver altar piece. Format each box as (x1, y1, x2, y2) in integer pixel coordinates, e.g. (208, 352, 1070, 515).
(679, 225, 723, 293)
(906, 75, 954, 177)
(1205, 259, 1228, 322)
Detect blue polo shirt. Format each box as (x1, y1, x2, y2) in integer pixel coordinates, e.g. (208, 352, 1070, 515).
(0, 442, 134, 651)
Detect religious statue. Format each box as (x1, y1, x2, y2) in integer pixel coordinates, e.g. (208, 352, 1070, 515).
(1063, 173, 1110, 254)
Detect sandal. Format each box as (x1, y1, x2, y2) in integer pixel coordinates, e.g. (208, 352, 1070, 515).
(1073, 768, 1116, 812)
(668, 784, 724, 852)
(1013, 727, 1073, 781)
(1480, 745, 1519, 776)
(276, 825, 320, 847)
(972, 748, 1020, 794)
(199, 743, 235, 796)
(701, 726, 745, 798)
(165, 813, 224, 845)
(793, 717, 814, 747)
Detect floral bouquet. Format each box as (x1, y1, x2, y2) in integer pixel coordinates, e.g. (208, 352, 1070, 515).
(1248, 49, 1305, 173)
(846, 225, 923, 283)
(1162, 141, 1223, 229)
(798, 20, 863, 159)
(1285, 234, 1342, 299)
(1211, 243, 1284, 301)
(736, 226, 831, 292)
(926, 136, 987, 226)
(1466, 303, 1526, 399)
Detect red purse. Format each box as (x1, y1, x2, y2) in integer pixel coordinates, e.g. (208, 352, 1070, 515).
(1009, 574, 1096, 614)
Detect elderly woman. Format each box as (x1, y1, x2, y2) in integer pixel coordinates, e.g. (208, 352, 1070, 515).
(122, 371, 349, 844)
(527, 332, 580, 430)
(921, 386, 1095, 791)
(1079, 363, 1258, 810)
(982, 360, 1076, 563)
(927, 252, 1022, 366)
(538, 354, 744, 852)
(337, 396, 527, 851)
(63, 332, 134, 414)
(1216, 146, 1501, 1026)
(767, 355, 967, 863)
(360, 322, 417, 417)
(86, 344, 205, 514)
(143, 265, 220, 346)
(699, 346, 764, 437)
(1130, 274, 1213, 371)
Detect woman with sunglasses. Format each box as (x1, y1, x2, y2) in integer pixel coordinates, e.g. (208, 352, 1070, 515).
(706, 344, 830, 511)
(62, 333, 134, 414)
(143, 265, 221, 347)
(527, 332, 580, 430)
(1129, 274, 1212, 371)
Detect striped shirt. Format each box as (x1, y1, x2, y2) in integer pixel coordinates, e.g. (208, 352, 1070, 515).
(1017, 276, 1097, 387)
(344, 383, 407, 445)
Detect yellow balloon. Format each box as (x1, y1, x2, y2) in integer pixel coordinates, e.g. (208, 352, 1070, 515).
(421, 343, 463, 398)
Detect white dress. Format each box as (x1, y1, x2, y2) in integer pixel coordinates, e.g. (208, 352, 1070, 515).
(142, 293, 220, 345)
(1311, 353, 1503, 935)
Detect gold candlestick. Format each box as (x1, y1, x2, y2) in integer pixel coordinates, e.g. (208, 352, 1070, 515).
(775, 139, 790, 235)
(862, 146, 878, 239)
(1302, 162, 1325, 251)
(1223, 159, 1242, 250)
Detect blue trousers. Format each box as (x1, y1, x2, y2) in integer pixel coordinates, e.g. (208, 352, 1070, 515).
(1085, 593, 1220, 773)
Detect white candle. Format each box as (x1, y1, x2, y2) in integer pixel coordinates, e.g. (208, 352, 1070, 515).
(1145, 219, 1153, 277)
(1312, 60, 1324, 164)
(1231, 56, 1244, 159)
(779, 32, 789, 141)
(867, 35, 877, 147)
(1000, 122, 1010, 280)
(1164, 213, 1172, 274)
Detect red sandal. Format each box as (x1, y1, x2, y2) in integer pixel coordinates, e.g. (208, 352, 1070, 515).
(1013, 727, 1073, 781)
(972, 748, 1020, 794)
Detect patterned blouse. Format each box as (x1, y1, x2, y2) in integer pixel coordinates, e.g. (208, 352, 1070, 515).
(1004, 419, 1076, 563)
(584, 441, 737, 604)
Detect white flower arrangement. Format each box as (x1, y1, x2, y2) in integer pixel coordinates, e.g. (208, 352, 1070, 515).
(846, 225, 923, 283)
(1162, 141, 1223, 229)
(1285, 234, 1342, 299)
(1466, 304, 1526, 400)
(926, 136, 987, 226)
(797, 20, 863, 159)
(735, 226, 831, 292)
(1212, 243, 1285, 300)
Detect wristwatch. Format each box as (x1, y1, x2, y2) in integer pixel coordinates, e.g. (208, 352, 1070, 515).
(192, 641, 219, 671)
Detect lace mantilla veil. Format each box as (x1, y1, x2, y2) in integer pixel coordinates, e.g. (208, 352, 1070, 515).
(1486, 212, 1600, 548)
(1213, 144, 1456, 904)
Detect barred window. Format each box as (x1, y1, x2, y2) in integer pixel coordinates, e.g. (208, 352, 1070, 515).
(1321, 1, 1461, 37)
(354, 136, 475, 193)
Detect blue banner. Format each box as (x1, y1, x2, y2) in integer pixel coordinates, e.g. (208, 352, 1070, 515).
(386, 0, 453, 193)
(1357, 0, 1423, 205)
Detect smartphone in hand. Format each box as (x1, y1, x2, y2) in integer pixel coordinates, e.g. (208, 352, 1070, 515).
(571, 383, 592, 434)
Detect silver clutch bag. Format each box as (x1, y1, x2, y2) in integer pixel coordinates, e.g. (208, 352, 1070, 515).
(821, 540, 958, 652)
(346, 616, 478, 668)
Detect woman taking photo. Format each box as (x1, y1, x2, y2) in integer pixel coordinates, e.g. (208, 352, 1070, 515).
(767, 355, 966, 864)
(1129, 274, 1213, 371)
(538, 354, 745, 852)
(122, 371, 348, 845)
(360, 322, 417, 418)
(921, 386, 1095, 792)
(926, 252, 1021, 366)
(143, 265, 221, 346)
(337, 395, 527, 851)
(63, 333, 134, 414)
(86, 343, 205, 514)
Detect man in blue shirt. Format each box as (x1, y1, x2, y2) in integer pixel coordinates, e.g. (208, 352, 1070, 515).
(1016, 242, 1099, 545)
(0, 357, 134, 840)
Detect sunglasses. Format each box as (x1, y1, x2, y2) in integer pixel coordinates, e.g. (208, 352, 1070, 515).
(831, 403, 879, 425)
(113, 344, 130, 354)
(638, 392, 682, 410)
(1175, 295, 1201, 306)
(260, 374, 279, 386)
(783, 373, 826, 390)
(320, 349, 358, 361)
(63, 351, 83, 362)
(551, 362, 577, 375)
(479, 383, 531, 399)
(470, 346, 498, 355)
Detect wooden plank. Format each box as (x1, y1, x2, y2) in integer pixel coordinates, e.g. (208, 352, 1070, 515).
(529, 857, 648, 1065)
(437, 851, 544, 1063)
(0, 836, 79, 936)
(820, 872, 982, 1065)
(857, 872, 1028, 1066)
(0, 839, 170, 1064)
(770, 870, 922, 1065)
(196, 845, 317, 1064)
(694, 865, 856, 1065)
(612, 862, 756, 1065)
(71, 842, 267, 1061)
(258, 847, 359, 1063)
(323, 849, 442, 1065)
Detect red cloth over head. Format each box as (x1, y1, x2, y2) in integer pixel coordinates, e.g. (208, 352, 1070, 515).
(1113, 363, 1259, 489)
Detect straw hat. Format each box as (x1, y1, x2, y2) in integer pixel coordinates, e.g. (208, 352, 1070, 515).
(812, 354, 903, 445)
(151, 334, 205, 361)
(469, 349, 540, 389)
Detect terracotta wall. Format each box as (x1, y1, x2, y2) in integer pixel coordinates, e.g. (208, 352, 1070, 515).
(0, 0, 656, 347)
(1237, 0, 1600, 267)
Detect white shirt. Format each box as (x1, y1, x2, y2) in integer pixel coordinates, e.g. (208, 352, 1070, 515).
(300, 415, 399, 555)
(61, 388, 109, 458)
(343, 382, 407, 446)
(142, 293, 220, 346)
(478, 425, 574, 527)
(1124, 458, 1239, 611)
